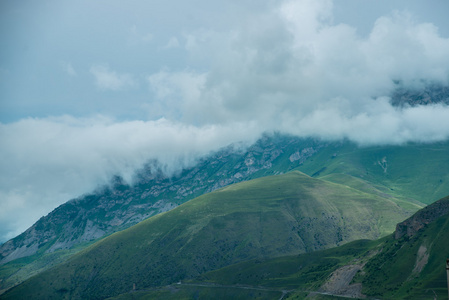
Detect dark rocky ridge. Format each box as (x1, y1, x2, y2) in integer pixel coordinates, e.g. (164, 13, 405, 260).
(394, 195, 449, 239)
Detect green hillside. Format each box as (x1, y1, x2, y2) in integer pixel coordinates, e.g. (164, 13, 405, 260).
(107, 239, 381, 300)
(359, 196, 449, 299)
(106, 196, 449, 300)
(297, 141, 449, 204)
(1, 171, 417, 300)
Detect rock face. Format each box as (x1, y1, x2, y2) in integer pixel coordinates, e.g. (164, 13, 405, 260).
(394, 195, 449, 239)
(391, 83, 449, 107)
(0, 135, 325, 265)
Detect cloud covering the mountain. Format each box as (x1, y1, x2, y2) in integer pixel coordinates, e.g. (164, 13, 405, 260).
(1, 0, 449, 241)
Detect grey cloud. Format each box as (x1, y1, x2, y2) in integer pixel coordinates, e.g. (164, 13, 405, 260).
(145, 0, 449, 138)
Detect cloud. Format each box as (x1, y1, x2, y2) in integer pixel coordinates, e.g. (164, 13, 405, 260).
(142, 0, 449, 134)
(147, 70, 207, 121)
(0, 116, 262, 241)
(287, 98, 449, 145)
(90, 65, 137, 91)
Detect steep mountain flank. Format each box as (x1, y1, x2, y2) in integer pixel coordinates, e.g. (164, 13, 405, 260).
(1, 171, 416, 300)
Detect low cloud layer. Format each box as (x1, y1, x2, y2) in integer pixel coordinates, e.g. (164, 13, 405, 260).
(0, 117, 262, 241)
(1, 0, 449, 242)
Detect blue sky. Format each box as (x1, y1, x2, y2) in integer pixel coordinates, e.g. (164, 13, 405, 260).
(1, 0, 449, 242)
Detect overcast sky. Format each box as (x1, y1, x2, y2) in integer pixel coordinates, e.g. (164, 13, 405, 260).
(1, 0, 449, 242)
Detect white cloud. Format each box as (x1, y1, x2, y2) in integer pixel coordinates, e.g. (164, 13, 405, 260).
(141, 0, 449, 131)
(90, 65, 136, 91)
(280, 0, 334, 41)
(147, 70, 208, 121)
(0, 116, 262, 241)
(287, 99, 449, 145)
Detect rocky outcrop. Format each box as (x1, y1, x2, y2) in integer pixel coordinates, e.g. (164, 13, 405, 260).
(394, 195, 449, 239)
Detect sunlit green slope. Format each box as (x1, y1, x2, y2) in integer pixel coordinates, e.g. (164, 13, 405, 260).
(2, 171, 416, 300)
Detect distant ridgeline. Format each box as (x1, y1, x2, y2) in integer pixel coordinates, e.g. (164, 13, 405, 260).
(391, 82, 449, 107)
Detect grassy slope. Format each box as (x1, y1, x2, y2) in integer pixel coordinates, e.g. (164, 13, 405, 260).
(297, 141, 449, 204)
(2, 171, 415, 300)
(109, 197, 449, 300)
(0, 241, 95, 295)
(359, 198, 449, 298)
(107, 239, 381, 300)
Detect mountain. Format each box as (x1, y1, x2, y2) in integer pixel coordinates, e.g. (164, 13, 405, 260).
(0, 135, 321, 264)
(0, 135, 328, 292)
(93, 195, 449, 300)
(0, 171, 419, 300)
(2, 135, 449, 293)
